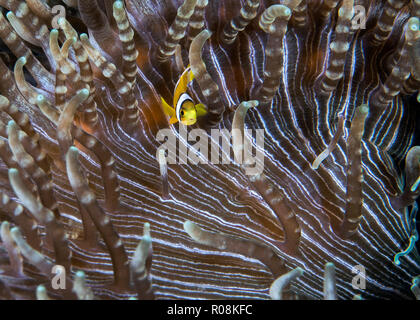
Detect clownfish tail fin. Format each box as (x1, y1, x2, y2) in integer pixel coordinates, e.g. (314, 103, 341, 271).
(161, 96, 175, 118)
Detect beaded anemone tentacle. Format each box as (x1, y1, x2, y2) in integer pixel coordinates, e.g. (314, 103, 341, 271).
(0, 0, 419, 300)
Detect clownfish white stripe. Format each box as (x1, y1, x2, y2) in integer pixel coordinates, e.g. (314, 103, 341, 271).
(176, 93, 193, 122)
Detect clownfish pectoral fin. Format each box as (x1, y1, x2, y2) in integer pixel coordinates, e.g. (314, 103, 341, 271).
(169, 116, 179, 124)
(160, 96, 175, 118)
(195, 103, 207, 117)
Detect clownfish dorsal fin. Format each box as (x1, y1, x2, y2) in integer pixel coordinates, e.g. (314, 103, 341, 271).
(188, 68, 194, 82)
(185, 64, 194, 81)
(173, 67, 193, 107)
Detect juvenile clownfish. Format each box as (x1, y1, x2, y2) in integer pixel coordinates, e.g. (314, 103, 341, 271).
(160, 67, 207, 126)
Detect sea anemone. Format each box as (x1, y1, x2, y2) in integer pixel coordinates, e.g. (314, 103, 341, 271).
(0, 0, 419, 300)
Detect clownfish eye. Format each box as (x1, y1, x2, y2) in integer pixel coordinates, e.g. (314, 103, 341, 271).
(180, 110, 184, 116)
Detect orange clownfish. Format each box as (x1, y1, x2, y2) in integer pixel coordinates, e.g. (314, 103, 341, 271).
(160, 66, 207, 126)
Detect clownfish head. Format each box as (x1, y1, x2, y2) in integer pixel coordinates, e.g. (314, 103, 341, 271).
(177, 93, 197, 125)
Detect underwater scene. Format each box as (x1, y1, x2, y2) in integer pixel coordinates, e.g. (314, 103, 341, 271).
(0, 0, 419, 301)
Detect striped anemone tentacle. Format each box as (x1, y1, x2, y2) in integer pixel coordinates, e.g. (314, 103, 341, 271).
(318, 0, 355, 94)
(391, 146, 420, 210)
(373, 17, 419, 108)
(113, 1, 139, 86)
(189, 29, 224, 126)
(221, 0, 260, 45)
(157, 0, 198, 63)
(256, 4, 292, 104)
(0, 0, 419, 301)
(334, 105, 369, 239)
(58, 17, 99, 127)
(232, 100, 301, 255)
(290, 0, 308, 27)
(0, 11, 53, 89)
(25, 0, 52, 22)
(370, 0, 410, 46)
(188, 0, 208, 42)
(319, 0, 341, 18)
(77, 0, 122, 62)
